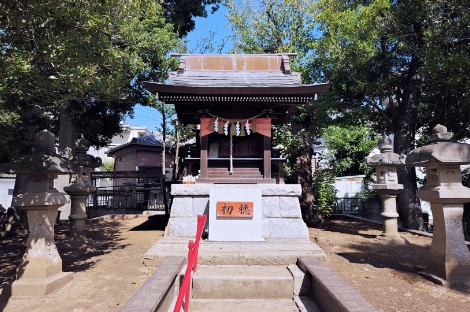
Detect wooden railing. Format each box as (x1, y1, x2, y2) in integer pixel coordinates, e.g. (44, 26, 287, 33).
(173, 215, 207, 312)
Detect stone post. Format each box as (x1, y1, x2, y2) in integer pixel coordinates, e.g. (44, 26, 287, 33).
(63, 135, 102, 245)
(2, 130, 78, 296)
(366, 135, 404, 240)
(405, 124, 470, 285)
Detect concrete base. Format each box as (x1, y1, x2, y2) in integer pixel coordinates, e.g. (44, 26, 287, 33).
(190, 299, 298, 312)
(193, 266, 293, 300)
(4, 272, 73, 297)
(168, 184, 309, 240)
(144, 237, 325, 266)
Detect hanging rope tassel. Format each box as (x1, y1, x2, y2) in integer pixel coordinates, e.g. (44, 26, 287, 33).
(240, 121, 246, 136)
(252, 119, 257, 133)
(209, 118, 215, 131)
(230, 122, 236, 136)
(218, 120, 225, 134)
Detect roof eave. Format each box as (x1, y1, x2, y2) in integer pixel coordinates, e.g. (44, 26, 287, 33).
(142, 81, 331, 96)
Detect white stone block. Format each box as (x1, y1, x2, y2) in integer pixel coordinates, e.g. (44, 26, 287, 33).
(269, 219, 309, 239)
(209, 188, 264, 241)
(171, 184, 302, 196)
(261, 184, 301, 196)
(279, 197, 302, 218)
(193, 197, 209, 215)
(170, 197, 194, 217)
(262, 196, 280, 217)
(166, 217, 198, 236)
(262, 218, 270, 237)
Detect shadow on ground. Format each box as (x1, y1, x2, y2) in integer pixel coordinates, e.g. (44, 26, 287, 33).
(311, 217, 470, 296)
(0, 216, 160, 290)
(129, 214, 169, 232)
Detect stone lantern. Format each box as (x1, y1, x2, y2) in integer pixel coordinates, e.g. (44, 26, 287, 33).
(2, 130, 78, 296)
(63, 135, 102, 245)
(405, 124, 470, 284)
(366, 135, 404, 240)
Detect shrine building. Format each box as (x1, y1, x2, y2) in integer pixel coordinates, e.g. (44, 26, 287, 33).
(143, 54, 330, 184)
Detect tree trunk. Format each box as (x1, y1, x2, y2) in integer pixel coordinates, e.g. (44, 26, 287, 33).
(57, 104, 77, 220)
(394, 83, 423, 230)
(11, 103, 36, 207)
(291, 107, 321, 227)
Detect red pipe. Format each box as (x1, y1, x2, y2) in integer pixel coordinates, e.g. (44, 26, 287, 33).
(174, 215, 207, 312)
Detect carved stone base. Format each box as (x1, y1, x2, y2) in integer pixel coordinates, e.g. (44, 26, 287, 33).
(10, 207, 72, 296)
(426, 203, 470, 284)
(5, 272, 73, 297)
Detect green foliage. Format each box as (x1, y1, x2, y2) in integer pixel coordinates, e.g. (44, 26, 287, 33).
(312, 170, 336, 216)
(322, 124, 377, 181)
(0, 1, 181, 161)
(100, 158, 115, 172)
(161, 0, 221, 37)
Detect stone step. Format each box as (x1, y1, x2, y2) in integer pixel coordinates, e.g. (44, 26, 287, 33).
(208, 173, 262, 177)
(207, 168, 260, 172)
(189, 299, 299, 312)
(144, 238, 325, 266)
(192, 266, 293, 300)
(196, 178, 277, 184)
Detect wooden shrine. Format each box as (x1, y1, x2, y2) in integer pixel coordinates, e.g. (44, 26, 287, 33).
(143, 54, 330, 184)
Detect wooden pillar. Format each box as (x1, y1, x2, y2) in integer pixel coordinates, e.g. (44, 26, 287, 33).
(200, 135, 208, 179)
(263, 136, 271, 179)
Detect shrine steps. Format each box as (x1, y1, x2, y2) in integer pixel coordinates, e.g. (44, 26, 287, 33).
(189, 299, 301, 312)
(196, 178, 277, 184)
(207, 167, 263, 178)
(188, 266, 318, 312)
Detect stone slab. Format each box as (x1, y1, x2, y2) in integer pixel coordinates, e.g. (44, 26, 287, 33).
(172, 184, 301, 196)
(3, 271, 73, 297)
(190, 299, 299, 312)
(262, 196, 280, 217)
(269, 219, 309, 239)
(280, 197, 302, 218)
(165, 217, 197, 236)
(144, 238, 325, 266)
(170, 197, 194, 217)
(288, 264, 310, 296)
(192, 266, 293, 300)
(298, 257, 379, 312)
(119, 256, 185, 312)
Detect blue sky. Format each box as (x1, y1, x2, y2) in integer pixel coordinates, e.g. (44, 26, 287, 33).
(124, 5, 232, 131)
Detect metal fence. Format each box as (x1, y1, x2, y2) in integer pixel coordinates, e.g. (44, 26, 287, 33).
(86, 184, 168, 211)
(331, 197, 368, 218)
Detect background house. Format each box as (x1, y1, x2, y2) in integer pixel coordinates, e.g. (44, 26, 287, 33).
(107, 134, 174, 187)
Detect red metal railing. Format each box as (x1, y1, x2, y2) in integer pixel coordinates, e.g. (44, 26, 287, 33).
(173, 214, 207, 312)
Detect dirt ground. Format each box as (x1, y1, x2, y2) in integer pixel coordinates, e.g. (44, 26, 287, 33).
(309, 217, 470, 312)
(0, 215, 167, 312)
(1, 215, 470, 311)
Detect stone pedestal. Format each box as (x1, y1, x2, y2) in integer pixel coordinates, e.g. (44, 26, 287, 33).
(63, 184, 96, 246)
(427, 202, 470, 283)
(1, 130, 78, 296)
(376, 191, 401, 238)
(367, 135, 404, 240)
(7, 207, 72, 296)
(167, 184, 309, 240)
(63, 135, 101, 246)
(405, 124, 470, 284)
